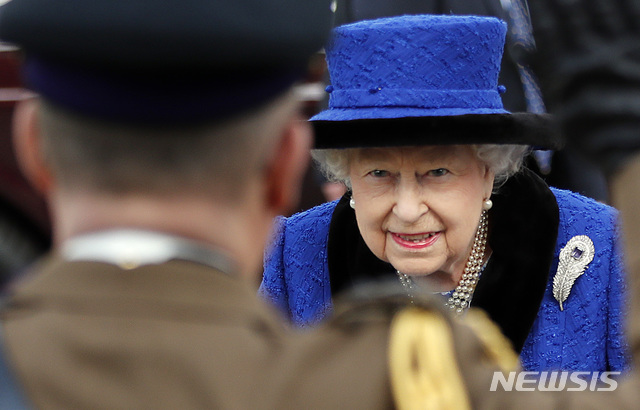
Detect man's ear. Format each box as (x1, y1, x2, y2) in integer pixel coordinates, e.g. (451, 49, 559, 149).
(13, 98, 53, 195)
(264, 114, 312, 216)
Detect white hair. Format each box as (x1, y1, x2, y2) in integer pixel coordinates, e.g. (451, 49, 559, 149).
(311, 144, 530, 191)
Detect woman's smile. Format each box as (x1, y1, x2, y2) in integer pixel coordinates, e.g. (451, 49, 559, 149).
(390, 231, 441, 249)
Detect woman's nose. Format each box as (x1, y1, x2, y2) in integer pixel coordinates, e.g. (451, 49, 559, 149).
(392, 182, 428, 223)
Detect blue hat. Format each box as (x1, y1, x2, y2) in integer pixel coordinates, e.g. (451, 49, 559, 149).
(311, 15, 560, 149)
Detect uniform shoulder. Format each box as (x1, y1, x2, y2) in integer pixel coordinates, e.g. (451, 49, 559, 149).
(322, 282, 519, 409)
(329, 281, 443, 327)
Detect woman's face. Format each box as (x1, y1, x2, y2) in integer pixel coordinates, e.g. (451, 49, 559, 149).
(349, 145, 494, 291)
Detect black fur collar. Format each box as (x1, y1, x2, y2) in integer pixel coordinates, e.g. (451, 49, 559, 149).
(327, 168, 559, 352)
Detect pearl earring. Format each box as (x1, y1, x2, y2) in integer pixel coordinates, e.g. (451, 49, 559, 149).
(483, 198, 493, 211)
(350, 197, 356, 209)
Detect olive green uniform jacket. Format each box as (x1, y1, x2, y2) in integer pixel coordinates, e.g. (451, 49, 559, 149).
(3, 255, 640, 409)
(2, 257, 399, 409)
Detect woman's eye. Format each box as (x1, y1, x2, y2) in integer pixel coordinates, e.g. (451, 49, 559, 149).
(369, 170, 390, 178)
(369, 169, 389, 178)
(428, 168, 449, 177)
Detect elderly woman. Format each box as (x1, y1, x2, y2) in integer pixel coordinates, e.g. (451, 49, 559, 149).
(260, 15, 628, 372)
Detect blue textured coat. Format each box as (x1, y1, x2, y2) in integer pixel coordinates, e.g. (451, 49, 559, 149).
(261, 182, 629, 372)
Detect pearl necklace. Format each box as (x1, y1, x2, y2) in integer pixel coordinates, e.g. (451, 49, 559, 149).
(396, 210, 489, 315)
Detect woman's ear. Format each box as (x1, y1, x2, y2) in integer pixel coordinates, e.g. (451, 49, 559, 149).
(13, 97, 54, 195)
(483, 165, 495, 199)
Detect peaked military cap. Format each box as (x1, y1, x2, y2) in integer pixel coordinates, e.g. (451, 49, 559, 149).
(0, 0, 334, 123)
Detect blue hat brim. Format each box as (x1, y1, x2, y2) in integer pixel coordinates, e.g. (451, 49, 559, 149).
(312, 113, 562, 150)
(311, 107, 510, 121)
